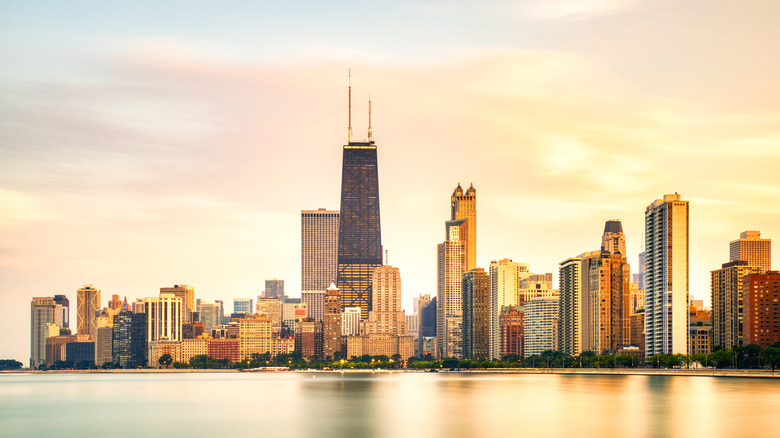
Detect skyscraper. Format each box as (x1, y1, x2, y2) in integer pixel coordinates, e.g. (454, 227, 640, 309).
(301, 209, 340, 291)
(645, 194, 689, 356)
(558, 253, 590, 356)
(365, 265, 406, 335)
(438, 217, 466, 359)
(524, 296, 560, 357)
(233, 298, 254, 315)
(263, 279, 285, 300)
(451, 183, 477, 271)
(143, 294, 183, 342)
(729, 230, 771, 271)
(77, 284, 101, 338)
(489, 259, 523, 359)
(462, 268, 490, 359)
(53, 295, 69, 329)
(601, 220, 627, 255)
(30, 297, 56, 368)
(161, 285, 194, 322)
(323, 283, 342, 358)
(742, 271, 780, 347)
(711, 261, 762, 349)
(336, 76, 382, 320)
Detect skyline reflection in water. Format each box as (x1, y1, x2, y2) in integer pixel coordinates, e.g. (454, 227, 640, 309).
(1, 372, 778, 437)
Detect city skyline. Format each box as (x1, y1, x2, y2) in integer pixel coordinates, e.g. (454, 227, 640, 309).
(2, 1, 780, 363)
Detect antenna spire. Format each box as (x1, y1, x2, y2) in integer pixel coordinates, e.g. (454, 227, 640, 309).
(347, 70, 353, 143)
(368, 94, 373, 142)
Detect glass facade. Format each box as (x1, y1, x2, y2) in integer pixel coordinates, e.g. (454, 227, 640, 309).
(337, 142, 383, 320)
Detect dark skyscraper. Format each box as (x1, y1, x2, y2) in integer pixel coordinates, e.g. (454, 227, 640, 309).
(337, 73, 382, 320)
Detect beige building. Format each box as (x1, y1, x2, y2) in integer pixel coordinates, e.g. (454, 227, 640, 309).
(160, 285, 195, 323)
(272, 337, 295, 357)
(301, 209, 340, 291)
(31, 297, 57, 368)
(364, 266, 406, 335)
(323, 283, 342, 358)
(143, 294, 183, 342)
(437, 237, 465, 359)
(450, 183, 477, 271)
(94, 312, 113, 367)
(256, 298, 283, 334)
(148, 340, 182, 367)
(181, 337, 208, 363)
(344, 334, 415, 360)
(711, 261, 762, 349)
(77, 284, 101, 338)
(730, 230, 771, 271)
(301, 290, 325, 322)
(488, 259, 529, 359)
(238, 315, 272, 360)
(342, 306, 361, 336)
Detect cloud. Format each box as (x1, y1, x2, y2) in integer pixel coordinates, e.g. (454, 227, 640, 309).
(518, 0, 640, 20)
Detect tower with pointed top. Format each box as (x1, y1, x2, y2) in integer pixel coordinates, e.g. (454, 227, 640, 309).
(337, 73, 383, 320)
(451, 183, 477, 271)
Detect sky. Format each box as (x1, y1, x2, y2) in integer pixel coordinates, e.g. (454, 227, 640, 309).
(2, 0, 779, 363)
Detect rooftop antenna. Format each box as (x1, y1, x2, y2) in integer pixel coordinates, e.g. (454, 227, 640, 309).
(368, 94, 373, 142)
(348, 69, 353, 143)
(385, 249, 388, 265)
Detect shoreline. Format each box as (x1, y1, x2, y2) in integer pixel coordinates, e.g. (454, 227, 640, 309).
(3, 368, 779, 378)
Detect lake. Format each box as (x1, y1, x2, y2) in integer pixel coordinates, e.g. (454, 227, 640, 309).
(1, 371, 778, 437)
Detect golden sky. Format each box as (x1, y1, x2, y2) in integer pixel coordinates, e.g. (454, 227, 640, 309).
(1, 0, 779, 361)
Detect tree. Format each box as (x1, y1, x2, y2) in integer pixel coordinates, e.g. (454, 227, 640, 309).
(760, 347, 780, 371)
(0, 359, 23, 370)
(158, 354, 173, 368)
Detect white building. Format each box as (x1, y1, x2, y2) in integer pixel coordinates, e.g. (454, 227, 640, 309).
(144, 294, 183, 342)
(524, 296, 560, 357)
(645, 193, 689, 356)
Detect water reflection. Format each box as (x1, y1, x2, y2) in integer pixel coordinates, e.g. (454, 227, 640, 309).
(1, 372, 778, 438)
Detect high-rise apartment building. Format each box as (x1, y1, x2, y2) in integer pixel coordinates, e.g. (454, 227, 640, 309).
(589, 251, 631, 353)
(263, 279, 285, 300)
(365, 265, 406, 335)
(742, 271, 780, 347)
(645, 194, 689, 356)
(256, 298, 283, 334)
(450, 183, 477, 271)
(342, 306, 361, 336)
(143, 294, 183, 342)
(730, 231, 771, 271)
(77, 284, 101, 337)
(524, 296, 559, 357)
(499, 305, 524, 358)
(559, 254, 590, 356)
(462, 268, 490, 358)
(323, 283, 342, 358)
(112, 307, 148, 368)
(160, 285, 194, 322)
(301, 290, 325, 322)
(302, 209, 340, 291)
(711, 260, 763, 349)
(30, 297, 57, 368)
(488, 259, 524, 359)
(238, 315, 272, 360)
(437, 213, 466, 358)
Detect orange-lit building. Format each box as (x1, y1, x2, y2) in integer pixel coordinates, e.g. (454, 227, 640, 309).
(499, 305, 523, 358)
(207, 338, 240, 362)
(742, 271, 780, 347)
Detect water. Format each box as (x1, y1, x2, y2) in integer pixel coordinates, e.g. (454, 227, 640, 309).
(1, 372, 778, 437)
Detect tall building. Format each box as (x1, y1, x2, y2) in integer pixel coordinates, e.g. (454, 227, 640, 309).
(730, 231, 771, 271)
(263, 279, 285, 300)
(160, 285, 194, 322)
(301, 209, 340, 291)
(143, 294, 183, 342)
(645, 194, 689, 356)
(342, 306, 361, 336)
(113, 303, 148, 368)
(256, 298, 283, 334)
(488, 259, 524, 359)
(336, 97, 383, 320)
(559, 254, 590, 356)
(30, 297, 57, 368)
(590, 251, 631, 353)
(53, 295, 70, 329)
(601, 220, 627, 255)
(633, 251, 646, 290)
(437, 214, 466, 358)
(462, 268, 490, 358)
(238, 315, 272, 360)
(742, 271, 780, 347)
(301, 290, 325, 322)
(524, 296, 559, 357)
(198, 301, 222, 332)
(323, 283, 342, 358)
(365, 265, 405, 335)
(499, 305, 524, 358)
(450, 183, 477, 271)
(77, 284, 101, 337)
(711, 260, 763, 349)
(233, 298, 254, 315)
